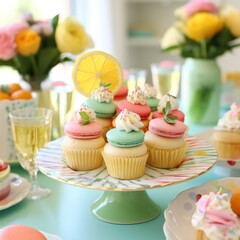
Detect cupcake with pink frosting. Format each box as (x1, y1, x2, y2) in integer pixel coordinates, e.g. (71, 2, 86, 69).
(0, 159, 11, 200)
(191, 189, 240, 240)
(212, 103, 240, 159)
(62, 105, 105, 170)
(152, 93, 185, 122)
(115, 86, 151, 132)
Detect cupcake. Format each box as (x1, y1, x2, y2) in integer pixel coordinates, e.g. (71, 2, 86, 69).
(62, 106, 105, 171)
(115, 86, 151, 132)
(191, 189, 240, 240)
(102, 109, 148, 180)
(152, 93, 185, 122)
(0, 159, 11, 200)
(84, 82, 116, 140)
(144, 101, 187, 168)
(212, 103, 240, 159)
(142, 83, 160, 113)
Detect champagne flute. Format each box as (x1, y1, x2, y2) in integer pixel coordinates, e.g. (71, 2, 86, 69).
(9, 108, 52, 200)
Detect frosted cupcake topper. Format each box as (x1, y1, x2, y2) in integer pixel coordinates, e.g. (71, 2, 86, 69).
(116, 108, 144, 132)
(158, 93, 179, 112)
(73, 105, 96, 125)
(162, 101, 178, 124)
(92, 81, 113, 103)
(217, 103, 240, 130)
(127, 86, 147, 105)
(142, 83, 157, 99)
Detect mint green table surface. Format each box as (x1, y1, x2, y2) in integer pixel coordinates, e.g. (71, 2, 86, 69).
(1, 124, 239, 240)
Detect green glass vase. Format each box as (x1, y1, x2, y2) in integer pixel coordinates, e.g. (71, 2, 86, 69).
(180, 58, 221, 124)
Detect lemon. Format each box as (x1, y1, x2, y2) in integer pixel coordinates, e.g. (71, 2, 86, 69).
(72, 50, 124, 97)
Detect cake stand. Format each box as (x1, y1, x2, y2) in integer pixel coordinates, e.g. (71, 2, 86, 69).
(36, 136, 217, 224)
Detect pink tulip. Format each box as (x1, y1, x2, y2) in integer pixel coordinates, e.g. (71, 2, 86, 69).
(3, 22, 29, 36)
(185, 0, 218, 17)
(0, 28, 16, 60)
(31, 20, 53, 36)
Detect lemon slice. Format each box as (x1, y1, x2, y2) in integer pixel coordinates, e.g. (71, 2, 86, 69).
(72, 50, 124, 97)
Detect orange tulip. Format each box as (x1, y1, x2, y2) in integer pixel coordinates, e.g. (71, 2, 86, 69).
(15, 29, 41, 56)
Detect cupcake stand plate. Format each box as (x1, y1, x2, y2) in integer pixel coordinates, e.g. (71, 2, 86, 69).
(163, 177, 240, 240)
(36, 136, 217, 224)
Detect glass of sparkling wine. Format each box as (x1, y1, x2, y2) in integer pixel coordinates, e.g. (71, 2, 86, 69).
(9, 108, 52, 200)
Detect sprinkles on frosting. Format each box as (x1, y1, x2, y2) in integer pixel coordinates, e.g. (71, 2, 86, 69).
(127, 86, 147, 105)
(142, 83, 157, 99)
(92, 83, 114, 103)
(116, 108, 143, 132)
(73, 105, 96, 125)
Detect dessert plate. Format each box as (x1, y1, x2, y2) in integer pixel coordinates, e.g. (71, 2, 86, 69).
(41, 232, 62, 240)
(36, 136, 217, 191)
(163, 177, 240, 240)
(0, 173, 29, 210)
(195, 128, 240, 168)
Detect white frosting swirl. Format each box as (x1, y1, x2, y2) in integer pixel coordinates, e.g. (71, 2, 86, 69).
(116, 108, 143, 132)
(73, 105, 96, 124)
(92, 86, 113, 103)
(142, 83, 157, 99)
(216, 103, 240, 130)
(192, 190, 240, 240)
(158, 94, 179, 112)
(127, 86, 147, 105)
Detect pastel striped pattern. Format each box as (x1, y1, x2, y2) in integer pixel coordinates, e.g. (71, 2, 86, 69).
(36, 136, 217, 190)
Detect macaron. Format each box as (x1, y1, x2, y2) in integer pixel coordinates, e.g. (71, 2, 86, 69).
(0, 225, 47, 240)
(85, 99, 116, 118)
(149, 118, 187, 138)
(106, 128, 145, 147)
(117, 100, 151, 120)
(114, 85, 128, 101)
(152, 109, 185, 122)
(147, 98, 160, 112)
(64, 121, 102, 139)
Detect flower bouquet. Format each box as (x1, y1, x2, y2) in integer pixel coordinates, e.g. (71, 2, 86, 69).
(161, 0, 240, 124)
(0, 13, 93, 90)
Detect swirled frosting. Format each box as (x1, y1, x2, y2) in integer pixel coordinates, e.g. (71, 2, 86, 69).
(92, 86, 114, 103)
(216, 103, 240, 130)
(142, 83, 157, 99)
(127, 86, 147, 105)
(192, 190, 240, 240)
(158, 94, 179, 112)
(73, 105, 96, 125)
(115, 108, 143, 132)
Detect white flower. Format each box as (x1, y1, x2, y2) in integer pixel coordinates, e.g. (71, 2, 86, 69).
(161, 24, 184, 51)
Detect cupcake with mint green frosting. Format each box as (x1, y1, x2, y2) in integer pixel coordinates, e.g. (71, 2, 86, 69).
(84, 82, 116, 140)
(102, 108, 148, 180)
(142, 83, 160, 112)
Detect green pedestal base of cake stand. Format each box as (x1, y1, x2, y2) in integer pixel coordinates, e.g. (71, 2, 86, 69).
(91, 190, 161, 224)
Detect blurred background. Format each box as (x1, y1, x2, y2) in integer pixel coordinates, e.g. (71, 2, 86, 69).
(1, 0, 240, 84)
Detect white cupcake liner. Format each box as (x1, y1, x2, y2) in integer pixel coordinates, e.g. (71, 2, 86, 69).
(146, 143, 186, 169)
(63, 147, 104, 171)
(102, 152, 148, 180)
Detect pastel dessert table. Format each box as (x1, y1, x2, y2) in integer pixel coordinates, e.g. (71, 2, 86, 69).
(1, 124, 240, 240)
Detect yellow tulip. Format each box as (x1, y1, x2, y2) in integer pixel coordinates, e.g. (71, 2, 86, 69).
(222, 6, 240, 37)
(55, 17, 93, 54)
(184, 12, 223, 42)
(15, 29, 41, 56)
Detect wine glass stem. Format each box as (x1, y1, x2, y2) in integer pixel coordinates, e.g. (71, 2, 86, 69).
(29, 169, 39, 192)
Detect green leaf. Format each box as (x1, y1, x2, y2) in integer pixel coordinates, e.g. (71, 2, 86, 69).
(79, 111, 91, 125)
(167, 115, 178, 120)
(164, 116, 176, 125)
(37, 48, 61, 75)
(99, 81, 111, 88)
